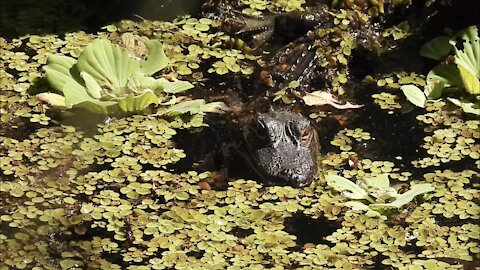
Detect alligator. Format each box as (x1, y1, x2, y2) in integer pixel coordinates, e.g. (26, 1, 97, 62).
(243, 110, 319, 187)
(174, 98, 320, 188)
(178, 0, 421, 187)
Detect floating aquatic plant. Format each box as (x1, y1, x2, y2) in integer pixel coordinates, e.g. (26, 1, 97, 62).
(1, 2, 479, 269)
(326, 174, 435, 218)
(401, 25, 479, 115)
(37, 38, 194, 114)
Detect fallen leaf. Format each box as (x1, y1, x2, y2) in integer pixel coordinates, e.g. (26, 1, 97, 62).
(202, 101, 230, 113)
(302, 91, 363, 109)
(36, 92, 66, 107)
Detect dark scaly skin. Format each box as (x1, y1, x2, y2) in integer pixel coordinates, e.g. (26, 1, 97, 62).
(243, 111, 319, 187)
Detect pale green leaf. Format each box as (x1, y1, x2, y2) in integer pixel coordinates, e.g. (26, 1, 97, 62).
(325, 175, 368, 200)
(63, 77, 116, 114)
(62, 78, 94, 108)
(44, 55, 77, 93)
(141, 39, 168, 76)
(427, 64, 462, 87)
(116, 91, 158, 112)
(372, 184, 434, 209)
(423, 81, 445, 99)
(345, 201, 369, 211)
(447, 98, 480, 115)
(80, 71, 102, 99)
(162, 79, 194, 94)
(364, 174, 390, 188)
(126, 71, 157, 93)
(369, 187, 398, 201)
(401, 85, 426, 108)
(76, 39, 140, 90)
(457, 63, 480, 94)
(368, 203, 399, 214)
(345, 201, 381, 217)
(166, 99, 206, 116)
(450, 26, 479, 81)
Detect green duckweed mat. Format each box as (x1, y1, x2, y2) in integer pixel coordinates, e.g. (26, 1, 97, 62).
(1, 0, 479, 269)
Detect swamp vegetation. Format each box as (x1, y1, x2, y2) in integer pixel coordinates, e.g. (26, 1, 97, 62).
(0, 0, 479, 269)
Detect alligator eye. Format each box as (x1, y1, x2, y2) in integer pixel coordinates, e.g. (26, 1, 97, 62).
(300, 126, 313, 146)
(246, 120, 270, 148)
(286, 121, 302, 143)
(251, 120, 269, 139)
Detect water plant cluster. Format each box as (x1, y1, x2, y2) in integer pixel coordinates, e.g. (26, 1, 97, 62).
(38, 37, 196, 114)
(400, 26, 479, 115)
(1, 1, 479, 270)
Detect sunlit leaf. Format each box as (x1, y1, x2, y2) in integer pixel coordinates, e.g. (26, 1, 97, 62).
(368, 203, 398, 214)
(447, 98, 480, 115)
(166, 99, 206, 116)
(80, 71, 102, 99)
(117, 91, 158, 112)
(345, 201, 382, 217)
(364, 174, 390, 188)
(457, 63, 480, 94)
(126, 71, 157, 93)
(162, 79, 194, 94)
(44, 55, 77, 93)
(40, 37, 220, 116)
(76, 39, 140, 91)
(303, 91, 363, 109)
(141, 38, 168, 76)
(373, 184, 434, 209)
(450, 25, 480, 94)
(325, 175, 369, 200)
(400, 85, 426, 108)
(62, 77, 96, 107)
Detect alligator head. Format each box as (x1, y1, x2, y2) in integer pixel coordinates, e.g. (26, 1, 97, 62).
(244, 111, 319, 187)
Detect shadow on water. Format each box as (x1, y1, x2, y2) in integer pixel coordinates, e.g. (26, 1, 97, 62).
(351, 101, 426, 165)
(0, 0, 203, 39)
(283, 213, 340, 247)
(170, 115, 265, 190)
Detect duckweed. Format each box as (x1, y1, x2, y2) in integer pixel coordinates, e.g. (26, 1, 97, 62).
(1, 2, 479, 270)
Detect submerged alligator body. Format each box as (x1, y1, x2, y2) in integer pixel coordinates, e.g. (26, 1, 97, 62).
(189, 0, 421, 187)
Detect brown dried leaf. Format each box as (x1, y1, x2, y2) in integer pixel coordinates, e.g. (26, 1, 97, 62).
(303, 91, 363, 109)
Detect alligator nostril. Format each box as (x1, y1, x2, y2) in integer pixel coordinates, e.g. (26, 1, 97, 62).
(282, 168, 294, 176)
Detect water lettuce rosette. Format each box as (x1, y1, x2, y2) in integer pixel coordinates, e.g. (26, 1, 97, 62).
(37, 38, 193, 114)
(401, 25, 479, 115)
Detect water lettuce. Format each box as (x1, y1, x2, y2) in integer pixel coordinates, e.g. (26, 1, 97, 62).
(38, 38, 193, 114)
(403, 25, 479, 115)
(326, 174, 434, 218)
